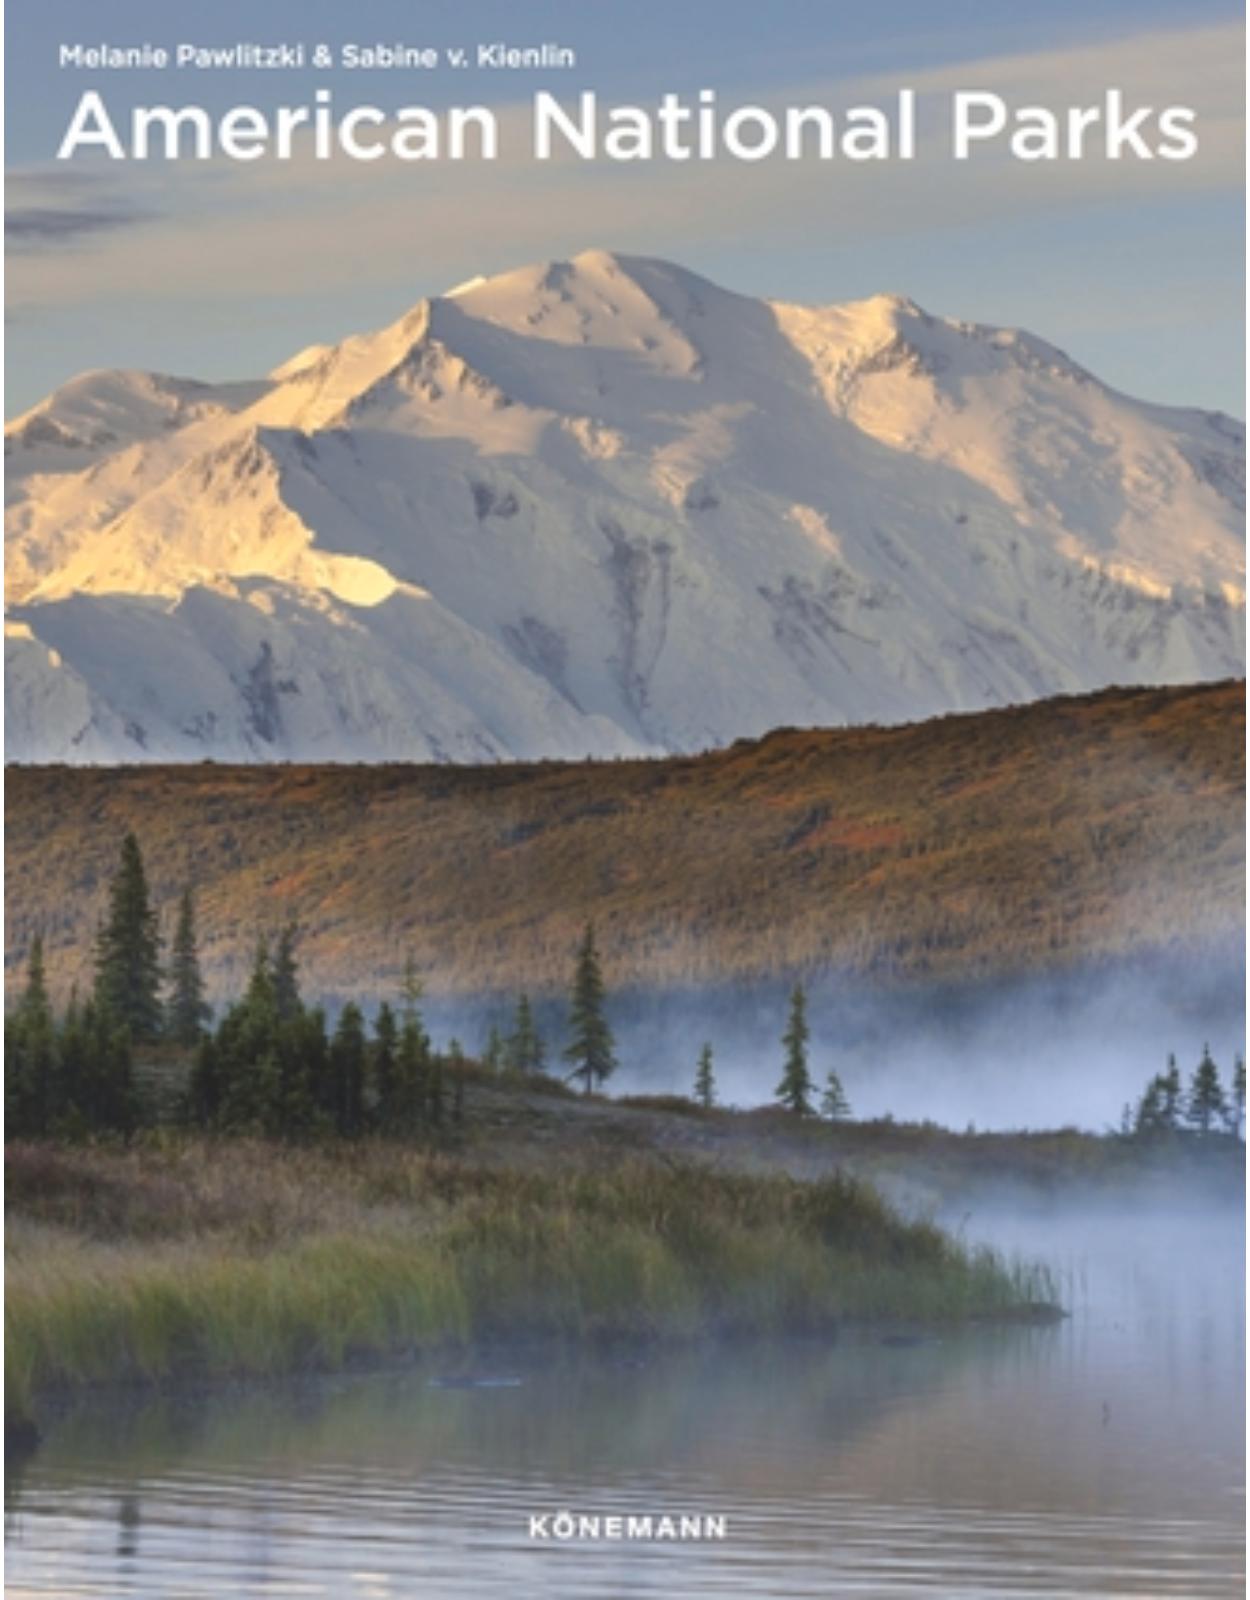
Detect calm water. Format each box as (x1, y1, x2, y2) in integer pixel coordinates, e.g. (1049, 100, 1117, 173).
(6, 1211, 1244, 1599)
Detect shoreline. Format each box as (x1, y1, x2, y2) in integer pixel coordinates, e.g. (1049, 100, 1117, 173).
(8, 1087, 1238, 1436)
(6, 1133, 1062, 1427)
(6, 1305, 1070, 1470)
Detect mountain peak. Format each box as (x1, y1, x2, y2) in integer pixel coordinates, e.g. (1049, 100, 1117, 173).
(5, 252, 1244, 764)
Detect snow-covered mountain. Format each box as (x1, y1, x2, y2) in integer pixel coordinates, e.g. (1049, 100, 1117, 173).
(5, 250, 1244, 763)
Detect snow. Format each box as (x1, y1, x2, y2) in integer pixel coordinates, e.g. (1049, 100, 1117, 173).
(5, 250, 1245, 763)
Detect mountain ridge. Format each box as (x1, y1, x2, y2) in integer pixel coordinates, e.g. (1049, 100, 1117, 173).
(6, 250, 1245, 763)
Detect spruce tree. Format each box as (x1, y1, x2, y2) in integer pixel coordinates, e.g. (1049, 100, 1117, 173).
(18, 934, 51, 1030)
(1159, 1053, 1183, 1131)
(272, 924, 302, 1022)
(372, 1002, 399, 1127)
(93, 833, 163, 1041)
(187, 1034, 224, 1129)
(563, 924, 617, 1095)
(166, 889, 211, 1047)
(384, 959, 431, 1134)
(55, 994, 90, 1138)
(1186, 1044, 1228, 1135)
(400, 954, 424, 1025)
(4, 1015, 29, 1137)
(1134, 1074, 1166, 1138)
(482, 1025, 505, 1073)
(776, 984, 815, 1116)
(820, 1068, 852, 1122)
(80, 1001, 138, 1136)
(213, 940, 280, 1130)
(694, 1043, 716, 1109)
(330, 1003, 368, 1138)
(299, 1007, 334, 1132)
(507, 993, 545, 1074)
(253, 1049, 288, 1139)
(395, 996, 430, 1135)
(326, 998, 366, 1139)
(6, 937, 56, 1138)
(262, 1005, 322, 1140)
(242, 937, 275, 1016)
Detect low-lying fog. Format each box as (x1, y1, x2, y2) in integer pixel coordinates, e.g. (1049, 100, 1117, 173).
(414, 959, 1245, 1131)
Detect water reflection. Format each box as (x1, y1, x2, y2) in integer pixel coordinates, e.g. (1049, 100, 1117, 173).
(5, 1210, 1244, 1599)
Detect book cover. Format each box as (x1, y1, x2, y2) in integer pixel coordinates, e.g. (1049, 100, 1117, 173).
(5, 3, 1244, 1596)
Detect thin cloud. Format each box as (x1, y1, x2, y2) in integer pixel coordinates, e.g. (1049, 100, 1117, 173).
(7, 206, 152, 247)
(5, 170, 157, 252)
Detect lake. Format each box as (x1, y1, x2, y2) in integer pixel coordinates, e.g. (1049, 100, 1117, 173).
(5, 1208, 1243, 1599)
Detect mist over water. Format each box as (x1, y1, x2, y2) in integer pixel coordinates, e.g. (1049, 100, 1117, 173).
(7, 1193, 1243, 1599)
(417, 955, 1246, 1130)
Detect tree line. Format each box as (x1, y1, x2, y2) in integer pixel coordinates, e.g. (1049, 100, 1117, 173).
(3, 831, 1241, 1145)
(4, 835, 630, 1140)
(1124, 1047, 1245, 1141)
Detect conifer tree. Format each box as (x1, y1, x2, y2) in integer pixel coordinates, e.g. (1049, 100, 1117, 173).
(330, 1003, 368, 1137)
(187, 1034, 225, 1128)
(820, 1068, 852, 1122)
(272, 924, 302, 1022)
(80, 1001, 138, 1135)
(372, 1002, 398, 1127)
(400, 954, 424, 1025)
(243, 937, 275, 1017)
(1186, 1043, 1228, 1135)
(507, 993, 546, 1074)
(166, 889, 211, 1047)
(261, 1005, 323, 1139)
(1159, 1053, 1183, 1131)
(694, 1042, 716, 1109)
(1134, 1073, 1166, 1137)
(563, 924, 617, 1095)
(428, 1050, 446, 1128)
(18, 934, 51, 1030)
(482, 1024, 505, 1073)
(93, 833, 163, 1041)
(298, 1006, 334, 1131)
(212, 940, 280, 1130)
(6, 936, 56, 1136)
(380, 959, 430, 1133)
(54, 994, 90, 1138)
(253, 1049, 288, 1139)
(776, 984, 815, 1116)
(394, 1002, 430, 1135)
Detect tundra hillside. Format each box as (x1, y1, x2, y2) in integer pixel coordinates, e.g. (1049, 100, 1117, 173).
(5, 681, 1244, 1006)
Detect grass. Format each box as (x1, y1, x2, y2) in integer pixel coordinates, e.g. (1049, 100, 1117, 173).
(4, 1137, 1057, 1420)
(6, 680, 1243, 1006)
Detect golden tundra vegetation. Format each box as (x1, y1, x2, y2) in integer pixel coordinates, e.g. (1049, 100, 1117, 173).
(4, 680, 1244, 1006)
(5, 1138, 1058, 1417)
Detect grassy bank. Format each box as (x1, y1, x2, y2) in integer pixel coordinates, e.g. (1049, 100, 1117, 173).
(5, 1138, 1056, 1419)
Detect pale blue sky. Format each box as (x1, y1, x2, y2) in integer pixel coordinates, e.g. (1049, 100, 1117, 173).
(6, 0, 1245, 415)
